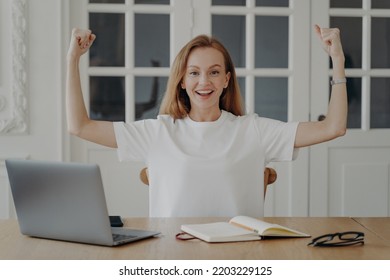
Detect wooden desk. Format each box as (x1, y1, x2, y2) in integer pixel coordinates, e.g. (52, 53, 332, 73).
(353, 218, 390, 241)
(0, 217, 389, 260)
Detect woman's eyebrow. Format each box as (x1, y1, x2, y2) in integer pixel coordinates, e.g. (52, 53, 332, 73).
(187, 64, 223, 69)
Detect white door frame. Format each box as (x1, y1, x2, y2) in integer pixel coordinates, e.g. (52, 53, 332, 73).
(310, 0, 390, 216)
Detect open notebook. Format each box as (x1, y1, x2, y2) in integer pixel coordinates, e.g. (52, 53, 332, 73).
(180, 216, 310, 243)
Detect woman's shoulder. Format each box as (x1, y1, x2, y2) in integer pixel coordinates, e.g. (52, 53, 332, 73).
(223, 110, 260, 123)
(224, 111, 294, 133)
(113, 115, 174, 131)
(156, 114, 175, 122)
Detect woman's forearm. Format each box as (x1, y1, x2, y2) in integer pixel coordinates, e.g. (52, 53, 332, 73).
(66, 56, 90, 136)
(324, 55, 348, 137)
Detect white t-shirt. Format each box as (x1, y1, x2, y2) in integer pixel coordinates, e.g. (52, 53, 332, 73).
(114, 110, 298, 217)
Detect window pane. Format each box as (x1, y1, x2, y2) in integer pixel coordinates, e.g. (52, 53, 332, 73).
(255, 77, 288, 122)
(212, 15, 246, 68)
(256, 0, 289, 7)
(330, 0, 362, 8)
(135, 14, 170, 67)
(212, 0, 245, 6)
(135, 0, 170, 4)
(90, 76, 125, 121)
(89, 13, 125, 67)
(255, 16, 288, 68)
(236, 77, 246, 107)
(345, 77, 362, 129)
(89, 0, 124, 3)
(372, 0, 390, 9)
(330, 17, 362, 69)
(371, 18, 390, 68)
(371, 78, 390, 128)
(135, 76, 168, 120)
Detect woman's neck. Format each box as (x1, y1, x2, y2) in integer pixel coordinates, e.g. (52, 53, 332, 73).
(188, 109, 222, 122)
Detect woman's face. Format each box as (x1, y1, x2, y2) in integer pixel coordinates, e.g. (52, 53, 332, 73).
(181, 47, 230, 119)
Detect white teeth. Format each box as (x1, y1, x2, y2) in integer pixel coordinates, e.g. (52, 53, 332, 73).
(197, 90, 213, 95)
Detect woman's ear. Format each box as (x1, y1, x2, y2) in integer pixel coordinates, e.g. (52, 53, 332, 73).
(224, 72, 231, 88)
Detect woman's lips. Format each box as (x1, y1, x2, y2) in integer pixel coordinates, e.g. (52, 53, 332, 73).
(196, 90, 213, 96)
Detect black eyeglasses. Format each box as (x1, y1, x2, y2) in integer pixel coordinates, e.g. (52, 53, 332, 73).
(307, 231, 364, 247)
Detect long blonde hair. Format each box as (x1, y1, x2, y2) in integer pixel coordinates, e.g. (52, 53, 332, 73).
(159, 35, 244, 119)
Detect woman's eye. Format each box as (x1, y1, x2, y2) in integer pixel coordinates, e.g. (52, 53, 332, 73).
(189, 71, 199, 76)
(210, 70, 220, 76)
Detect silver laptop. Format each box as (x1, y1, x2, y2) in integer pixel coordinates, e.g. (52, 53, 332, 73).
(5, 159, 160, 246)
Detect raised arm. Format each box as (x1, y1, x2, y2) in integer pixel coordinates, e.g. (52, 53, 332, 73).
(66, 28, 117, 148)
(294, 25, 347, 148)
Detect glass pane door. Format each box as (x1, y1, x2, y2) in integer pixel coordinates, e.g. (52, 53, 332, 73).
(329, 0, 390, 129)
(87, 0, 175, 122)
(210, 0, 294, 122)
(310, 0, 390, 217)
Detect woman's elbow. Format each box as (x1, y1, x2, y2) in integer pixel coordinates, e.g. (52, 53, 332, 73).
(67, 127, 79, 137)
(67, 117, 90, 137)
(329, 123, 347, 139)
(338, 126, 347, 137)
(67, 124, 83, 137)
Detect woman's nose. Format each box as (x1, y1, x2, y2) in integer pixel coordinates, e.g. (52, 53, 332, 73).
(198, 73, 210, 84)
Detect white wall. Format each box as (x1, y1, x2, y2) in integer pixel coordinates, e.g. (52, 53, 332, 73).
(0, 0, 65, 218)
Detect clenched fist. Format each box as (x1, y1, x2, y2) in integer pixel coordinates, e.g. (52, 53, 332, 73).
(314, 24, 344, 61)
(67, 28, 96, 60)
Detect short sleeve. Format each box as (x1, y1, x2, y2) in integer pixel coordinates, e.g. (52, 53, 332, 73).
(254, 117, 299, 163)
(113, 120, 155, 162)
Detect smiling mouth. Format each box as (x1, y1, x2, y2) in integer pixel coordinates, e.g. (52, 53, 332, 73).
(196, 90, 214, 96)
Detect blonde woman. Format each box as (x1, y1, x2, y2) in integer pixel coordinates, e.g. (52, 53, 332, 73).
(66, 25, 347, 217)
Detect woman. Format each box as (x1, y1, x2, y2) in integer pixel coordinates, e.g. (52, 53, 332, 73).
(66, 25, 347, 217)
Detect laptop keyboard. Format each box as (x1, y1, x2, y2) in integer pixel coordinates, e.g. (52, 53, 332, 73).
(113, 233, 137, 242)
